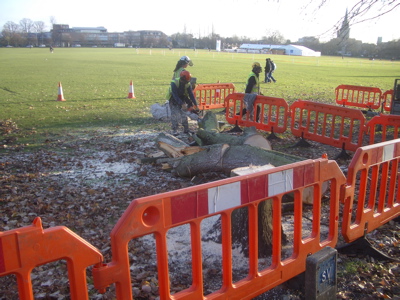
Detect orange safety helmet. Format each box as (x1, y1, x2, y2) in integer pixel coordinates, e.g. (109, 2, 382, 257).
(180, 70, 192, 82)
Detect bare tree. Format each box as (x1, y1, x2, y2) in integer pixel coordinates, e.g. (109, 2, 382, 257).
(19, 18, 33, 34)
(49, 16, 56, 27)
(2, 21, 20, 46)
(33, 21, 46, 45)
(62, 33, 72, 47)
(124, 31, 138, 47)
(49, 16, 57, 45)
(305, 0, 400, 37)
(33, 21, 46, 34)
(19, 18, 34, 45)
(2, 21, 19, 33)
(342, 0, 398, 24)
(261, 30, 286, 44)
(157, 35, 169, 48)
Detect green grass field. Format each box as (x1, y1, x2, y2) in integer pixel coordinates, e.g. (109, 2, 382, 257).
(1, 47, 399, 149)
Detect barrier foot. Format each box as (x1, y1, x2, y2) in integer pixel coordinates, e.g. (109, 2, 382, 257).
(363, 110, 379, 118)
(337, 237, 400, 262)
(361, 109, 369, 114)
(291, 137, 311, 148)
(267, 128, 280, 141)
(334, 144, 351, 160)
(227, 121, 243, 133)
(267, 132, 280, 141)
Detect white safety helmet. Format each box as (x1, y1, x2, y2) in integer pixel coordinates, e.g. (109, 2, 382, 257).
(180, 55, 193, 66)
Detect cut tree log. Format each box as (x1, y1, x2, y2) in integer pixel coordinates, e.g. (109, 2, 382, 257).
(152, 111, 307, 260)
(156, 132, 205, 158)
(198, 110, 220, 132)
(171, 143, 230, 177)
(196, 111, 271, 150)
(153, 116, 303, 178)
(194, 126, 272, 150)
(171, 144, 304, 177)
(230, 164, 275, 176)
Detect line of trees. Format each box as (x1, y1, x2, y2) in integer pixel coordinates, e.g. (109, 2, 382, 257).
(171, 31, 399, 60)
(1, 18, 399, 60)
(1, 19, 49, 47)
(293, 36, 400, 60)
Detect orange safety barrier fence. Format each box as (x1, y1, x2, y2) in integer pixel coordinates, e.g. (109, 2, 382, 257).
(4, 141, 400, 298)
(341, 139, 400, 243)
(194, 83, 235, 110)
(0, 217, 103, 300)
(366, 113, 400, 144)
(382, 89, 394, 112)
(335, 84, 382, 110)
(92, 158, 345, 299)
(290, 100, 367, 152)
(225, 93, 289, 134)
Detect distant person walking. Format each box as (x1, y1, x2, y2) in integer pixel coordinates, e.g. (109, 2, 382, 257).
(264, 58, 272, 83)
(50, 46, 54, 53)
(268, 60, 277, 83)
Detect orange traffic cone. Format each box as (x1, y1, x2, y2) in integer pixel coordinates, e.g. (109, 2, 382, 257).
(127, 80, 136, 99)
(57, 82, 66, 101)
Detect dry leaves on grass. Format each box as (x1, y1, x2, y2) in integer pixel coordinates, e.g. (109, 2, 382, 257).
(1, 128, 399, 299)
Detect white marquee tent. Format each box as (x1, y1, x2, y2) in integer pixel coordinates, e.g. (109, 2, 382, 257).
(238, 44, 321, 57)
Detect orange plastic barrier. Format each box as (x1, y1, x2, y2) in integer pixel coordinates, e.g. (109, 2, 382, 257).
(335, 84, 382, 110)
(341, 139, 400, 243)
(0, 217, 103, 300)
(4, 137, 400, 298)
(194, 83, 235, 110)
(92, 158, 345, 299)
(366, 113, 400, 144)
(225, 93, 290, 134)
(382, 89, 393, 112)
(290, 100, 367, 152)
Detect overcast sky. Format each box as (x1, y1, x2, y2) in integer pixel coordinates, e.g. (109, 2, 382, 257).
(1, 0, 399, 44)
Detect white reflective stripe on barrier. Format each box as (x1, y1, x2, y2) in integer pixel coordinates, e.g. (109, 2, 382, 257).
(383, 143, 395, 162)
(268, 169, 294, 196)
(208, 182, 241, 213)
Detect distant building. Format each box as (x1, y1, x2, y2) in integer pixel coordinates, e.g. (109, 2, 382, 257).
(237, 44, 321, 57)
(51, 24, 167, 47)
(71, 26, 107, 33)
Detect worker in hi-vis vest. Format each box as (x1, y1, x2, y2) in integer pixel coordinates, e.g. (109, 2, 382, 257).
(246, 62, 262, 95)
(168, 70, 198, 135)
(240, 62, 262, 121)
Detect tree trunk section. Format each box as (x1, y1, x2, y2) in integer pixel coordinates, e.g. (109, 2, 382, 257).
(258, 200, 274, 257)
(195, 126, 272, 150)
(172, 144, 304, 177)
